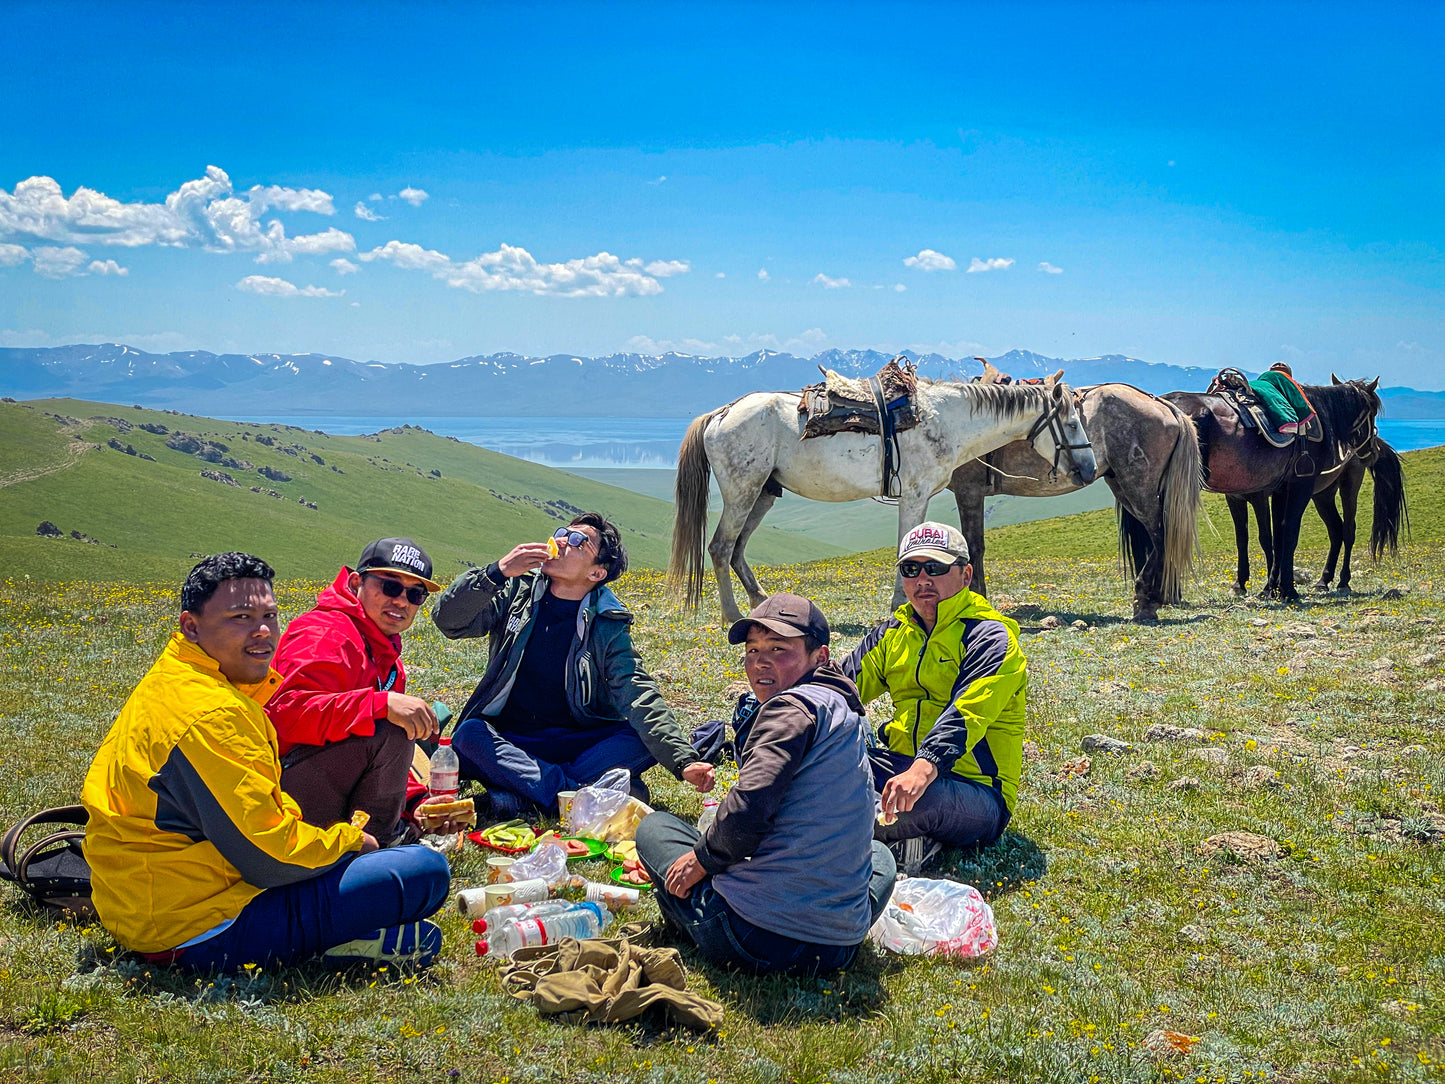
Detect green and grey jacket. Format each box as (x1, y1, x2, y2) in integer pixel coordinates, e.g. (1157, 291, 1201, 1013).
(842, 589, 1027, 815)
(431, 564, 698, 777)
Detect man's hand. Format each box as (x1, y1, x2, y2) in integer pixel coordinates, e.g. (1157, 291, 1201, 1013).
(386, 693, 439, 740)
(358, 832, 380, 853)
(498, 542, 553, 578)
(664, 850, 707, 898)
(880, 758, 939, 819)
(681, 761, 716, 793)
(413, 794, 469, 834)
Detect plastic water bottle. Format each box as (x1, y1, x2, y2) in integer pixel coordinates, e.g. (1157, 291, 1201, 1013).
(428, 737, 459, 800)
(696, 798, 720, 833)
(475, 901, 609, 958)
(470, 899, 574, 934)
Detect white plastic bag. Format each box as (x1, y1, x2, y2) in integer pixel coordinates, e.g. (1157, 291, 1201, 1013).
(507, 837, 569, 886)
(568, 769, 652, 842)
(869, 877, 998, 958)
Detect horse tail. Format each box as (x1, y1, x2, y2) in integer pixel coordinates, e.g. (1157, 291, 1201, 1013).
(669, 409, 719, 609)
(1368, 439, 1409, 559)
(1157, 397, 1204, 602)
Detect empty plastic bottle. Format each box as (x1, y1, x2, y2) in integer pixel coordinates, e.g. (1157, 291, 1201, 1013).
(696, 798, 720, 833)
(475, 901, 610, 958)
(470, 899, 574, 935)
(428, 737, 459, 800)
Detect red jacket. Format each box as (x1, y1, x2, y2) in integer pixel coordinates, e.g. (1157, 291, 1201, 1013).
(269, 568, 404, 754)
(269, 569, 429, 814)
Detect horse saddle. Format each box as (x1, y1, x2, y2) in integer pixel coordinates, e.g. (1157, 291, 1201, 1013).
(798, 356, 919, 440)
(1207, 368, 1322, 450)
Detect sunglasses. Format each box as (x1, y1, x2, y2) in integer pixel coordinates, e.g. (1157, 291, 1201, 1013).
(552, 527, 594, 551)
(365, 574, 429, 606)
(898, 559, 958, 579)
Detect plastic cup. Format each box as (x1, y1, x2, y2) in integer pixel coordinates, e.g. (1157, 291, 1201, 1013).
(556, 790, 577, 832)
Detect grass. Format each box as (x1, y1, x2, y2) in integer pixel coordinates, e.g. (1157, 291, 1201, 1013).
(1, 449, 1443, 1082)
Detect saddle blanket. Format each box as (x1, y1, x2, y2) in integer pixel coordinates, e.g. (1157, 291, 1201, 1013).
(799, 356, 919, 440)
(1209, 369, 1321, 449)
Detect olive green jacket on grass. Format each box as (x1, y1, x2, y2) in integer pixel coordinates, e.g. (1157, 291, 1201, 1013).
(431, 564, 699, 777)
(842, 589, 1027, 815)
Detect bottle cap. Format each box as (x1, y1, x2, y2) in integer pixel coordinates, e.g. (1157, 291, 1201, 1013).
(439, 737, 452, 746)
(475, 940, 489, 956)
(471, 918, 486, 934)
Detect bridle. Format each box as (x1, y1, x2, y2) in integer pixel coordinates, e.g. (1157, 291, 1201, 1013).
(1025, 387, 1094, 481)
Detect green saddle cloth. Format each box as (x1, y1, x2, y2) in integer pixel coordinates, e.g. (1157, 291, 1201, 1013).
(1247, 371, 1312, 431)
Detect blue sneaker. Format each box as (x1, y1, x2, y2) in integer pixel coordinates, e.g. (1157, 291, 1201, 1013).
(322, 920, 442, 968)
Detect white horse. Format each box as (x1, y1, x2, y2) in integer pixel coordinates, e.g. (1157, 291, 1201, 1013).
(669, 372, 1097, 622)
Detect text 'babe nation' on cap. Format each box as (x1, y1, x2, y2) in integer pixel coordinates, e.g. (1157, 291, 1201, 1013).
(356, 538, 443, 591)
(727, 592, 831, 645)
(896, 521, 970, 566)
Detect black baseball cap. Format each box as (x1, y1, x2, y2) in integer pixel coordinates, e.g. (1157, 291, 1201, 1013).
(727, 592, 831, 645)
(356, 538, 442, 591)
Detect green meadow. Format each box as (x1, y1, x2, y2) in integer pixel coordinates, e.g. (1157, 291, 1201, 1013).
(1, 421, 1442, 1082)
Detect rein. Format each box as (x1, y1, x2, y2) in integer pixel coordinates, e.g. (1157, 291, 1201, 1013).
(1025, 389, 1093, 481)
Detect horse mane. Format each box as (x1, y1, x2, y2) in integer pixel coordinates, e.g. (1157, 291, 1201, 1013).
(951, 379, 1053, 420)
(1302, 379, 1378, 445)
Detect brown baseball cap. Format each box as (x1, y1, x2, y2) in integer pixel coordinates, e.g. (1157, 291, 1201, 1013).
(727, 592, 831, 645)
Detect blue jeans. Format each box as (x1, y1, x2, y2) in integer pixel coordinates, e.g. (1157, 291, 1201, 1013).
(452, 717, 656, 809)
(870, 748, 1008, 847)
(171, 846, 451, 973)
(635, 812, 897, 977)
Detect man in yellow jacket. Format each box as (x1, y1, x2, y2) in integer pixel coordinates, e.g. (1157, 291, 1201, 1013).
(82, 553, 451, 972)
(842, 522, 1026, 875)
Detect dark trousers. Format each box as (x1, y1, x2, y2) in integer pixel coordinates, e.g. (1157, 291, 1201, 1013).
(869, 748, 1008, 847)
(452, 717, 656, 810)
(171, 846, 450, 973)
(635, 812, 897, 977)
(281, 725, 416, 836)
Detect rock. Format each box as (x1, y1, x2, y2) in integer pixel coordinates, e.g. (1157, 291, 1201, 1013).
(1382, 587, 1406, 600)
(722, 681, 750, 700)
(1400, 745, 1427, 758)
(35, 520, 62, 538)
(1420, 680, 1444, 693)
(1058, 755, 1091, 779)
(1380, 1000, 1422, 1018)
(1081, 734, 1135, 755)
(1022, 740, 1042, 759)
(1409, 653, 1437, 668)
(1169, 776, 1200, 791)
(1197, 830, 1283, 861)
(1143, 1030, 1199, 1057)
(1143, 724, 1209, 744)
(1281, 622, 1318, 638)
(1190, 747, 1231, 765)
(1238, 764, 1281, 788)
(1250, 618, 1270, 628)
(1039, 615, 1061, 630)
(1126, 760, 1161, 781)
(1176, 924, 1208, 944)
(1372, 657, 1394, 670)
(1071, 619, 1089, 631)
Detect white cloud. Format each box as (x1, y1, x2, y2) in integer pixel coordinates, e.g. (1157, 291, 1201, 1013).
(353, 202, 383, 221)
(368, 193, 383, 202)
(248, 185, 335, 215)
(331, 257, 359, 275)
(361, 239, 680, 298)
(396, 187, 429, 207)
(893, 283, 906, 292)
(715, 272, 726, 279)
(903, 248, 956, 272)
(1038, 261, 1063, 274)
(236, 274, 344, 298)
(967, 257, 1014, 273)
(87, 259, 128, 276)
(643, 259, 690, 277)
(647, 175, 668, 185)
(757, 268, 770, 281)
(813, 273, 851, 289)
(625, 334, 723, 354)
(0, 243, 29, 267)
(32, 246, 90, 278)
(0, 166, 355, 265)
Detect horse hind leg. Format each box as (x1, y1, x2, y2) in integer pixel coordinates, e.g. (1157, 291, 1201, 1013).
(1226, 496, 1252, 595)
(1312, 491, 1344, 591)
(708, 487, 769, 625)
(729, 483, 781, 610)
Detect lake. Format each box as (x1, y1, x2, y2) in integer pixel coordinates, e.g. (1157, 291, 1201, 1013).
(235, 414, 1445, 470)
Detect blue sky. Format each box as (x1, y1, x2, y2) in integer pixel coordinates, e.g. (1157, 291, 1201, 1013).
(2, 0, 1441, 386)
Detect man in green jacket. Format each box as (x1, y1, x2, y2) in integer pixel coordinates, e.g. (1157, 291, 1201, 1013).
(433, 512, 714, 818)
(842, 522, 1027, 875)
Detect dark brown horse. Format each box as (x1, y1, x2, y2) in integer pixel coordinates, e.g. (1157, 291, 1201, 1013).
(1226, 435, 1408, 594)
(1165, 376, 1382, 602)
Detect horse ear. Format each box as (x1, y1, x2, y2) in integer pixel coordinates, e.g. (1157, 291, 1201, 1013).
(1331, 373, 1342, 385)
(1367, 376, 1380, 392)
(1046, 369, 1063, 390)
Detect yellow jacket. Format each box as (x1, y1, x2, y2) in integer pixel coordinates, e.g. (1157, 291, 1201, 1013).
(843, 589, 1027, 814)
(82, 633, 364, 952)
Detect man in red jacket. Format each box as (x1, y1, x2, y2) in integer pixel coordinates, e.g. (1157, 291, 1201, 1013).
(268, 538, 443, 840)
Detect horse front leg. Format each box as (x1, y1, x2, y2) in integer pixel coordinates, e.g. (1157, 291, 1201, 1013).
(1256, 496, 1278, 598)
(1271, 485, 1313, 604)
(951, 464, 988, 598)
(729, 487, 780, 611)
(1227, 496, 1251, 595)
(891, 494, 934, 610)
(1312, 492, 1344, 591)
(1336, 477, 1359, 593)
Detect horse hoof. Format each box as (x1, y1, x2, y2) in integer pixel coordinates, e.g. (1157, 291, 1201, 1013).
(1230, 585, 1246, 597)
(1133, 607, 1160, 623)
(1313, 581, 1331, 592)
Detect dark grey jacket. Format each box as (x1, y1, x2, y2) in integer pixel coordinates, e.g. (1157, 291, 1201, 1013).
(431, 564, 698, 777)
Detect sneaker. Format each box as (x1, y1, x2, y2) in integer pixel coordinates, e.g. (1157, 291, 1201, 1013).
(479, 787, 532, 823)
(892, 836, 943, 878)
(322, 919, 442, 968)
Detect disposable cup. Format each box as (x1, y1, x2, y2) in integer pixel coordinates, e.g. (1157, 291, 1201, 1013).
(486, 856, 515, 884)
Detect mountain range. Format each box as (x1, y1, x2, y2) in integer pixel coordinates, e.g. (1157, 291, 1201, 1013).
(1, 343, 1438, 418)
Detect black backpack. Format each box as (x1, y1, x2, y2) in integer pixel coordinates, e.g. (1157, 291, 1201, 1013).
(0, 805, 94, 917)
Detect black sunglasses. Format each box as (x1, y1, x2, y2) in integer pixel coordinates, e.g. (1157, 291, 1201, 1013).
(552, 527, 593, 550)
(365, 574, 429, 606)
(898, 559, 958, 579)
